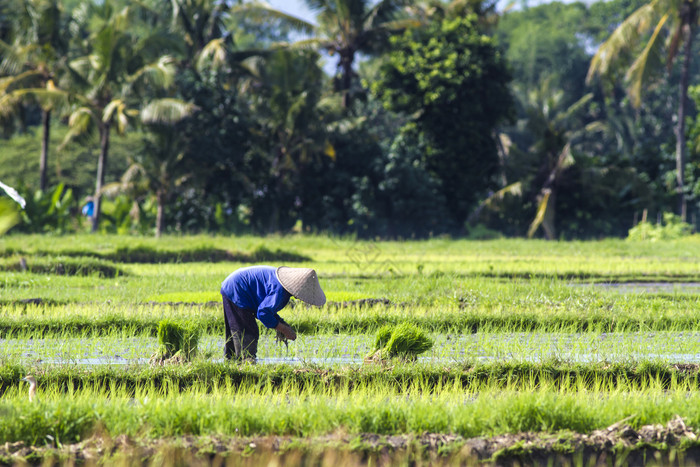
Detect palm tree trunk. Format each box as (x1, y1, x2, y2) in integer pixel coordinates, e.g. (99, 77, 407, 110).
(340, 52, 354, 108)
(92, 122, 110, 232)
(155, 190, 165, 237)
(39, 109, 50, 192)
(676, 21, 694, 222)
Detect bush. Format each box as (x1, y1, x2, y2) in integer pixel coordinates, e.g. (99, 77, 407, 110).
(627, 213, 693, 241)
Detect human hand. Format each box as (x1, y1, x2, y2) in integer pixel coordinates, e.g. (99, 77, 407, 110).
(275, 322, 297, 341)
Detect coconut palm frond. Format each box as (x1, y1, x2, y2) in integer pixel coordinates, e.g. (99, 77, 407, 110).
(0, 92, 21, 118)
(103, 98, 133, 134)
(128, 55, 177, 91)
(0, 70, 44, 93)
(68, 55, 93, 81)
(584, 121, 609, 134)
(286, 38, 325, 51)
(103, 98, 124, 122)
(553, 93, 593, 126)
(112, 5, 133, 32)
(100, 162, 146, 198)
(364, 0, 411, 27)
(485, 182, 523, 208)
(9, 86, 71, 112)
(555, 143, 575, 173)
(304, 0, 331, 13)
(60, 106, 97, 149)
(234, 1, 316, 32)
(141, 98, 197, 125)
(527, 143, 573, 239)
(0, 43, 37, 75)
(197, 38, 228, 71)
(369, 18, 422, 32)
(121, 163, 146, 183)
(625, 13, 669, 107)
(527, 189, 552, 239)
(586, 3, 660, 83)
(467, 182, 522, 224)
(239, 55, 266, 80)
(99, 181, 125, 198)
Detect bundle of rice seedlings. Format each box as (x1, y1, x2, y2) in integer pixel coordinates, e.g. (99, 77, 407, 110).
(365, 323, 433, 362)
(373, 325, 394, 351)
(384, 322, 433, 359)
(151, 319, 200, 364)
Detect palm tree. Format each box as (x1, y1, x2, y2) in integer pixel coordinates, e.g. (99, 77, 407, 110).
(471, 80, 596, 239)
(244, 49, 335, 231)
(297, 0, 418, 107)
(168, 0, 312, 72)
(0, 0, 69, 191)
(103, 99, 198, 236)
(587, 0, 699, 221)
(59, 2, 177, 232)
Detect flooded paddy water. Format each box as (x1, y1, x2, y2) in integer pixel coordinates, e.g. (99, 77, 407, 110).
(575, 281, 700, 293)
(4, 330, 700, 366)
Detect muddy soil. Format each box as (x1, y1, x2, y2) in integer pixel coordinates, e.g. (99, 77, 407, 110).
(3, 416, 700, 466)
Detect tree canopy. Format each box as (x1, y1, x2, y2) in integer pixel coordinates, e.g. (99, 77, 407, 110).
(1, 0, 698, 238)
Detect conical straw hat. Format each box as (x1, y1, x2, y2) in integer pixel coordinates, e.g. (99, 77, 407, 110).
(276, 267, 326, 306)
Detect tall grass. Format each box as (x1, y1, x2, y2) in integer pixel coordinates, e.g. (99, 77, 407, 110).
(4, 294, 700, 336)
(2, 360, 699, 395)
(3, 378, 700, 443)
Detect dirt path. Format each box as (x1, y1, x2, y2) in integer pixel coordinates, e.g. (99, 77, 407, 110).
(2, 416, 700, 466)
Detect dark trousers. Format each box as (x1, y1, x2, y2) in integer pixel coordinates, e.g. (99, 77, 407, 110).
(222, 294, 259, 361)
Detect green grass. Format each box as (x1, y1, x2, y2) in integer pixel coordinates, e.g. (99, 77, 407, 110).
(3, 234, 700, 448)
(3, 289, 700, 336)
(3, 374, 700, 443)
(4, 234, 700, 278)
(0, 254, 124, 277)
(146, 290, 372, 304)
(2, 360, 700, 395)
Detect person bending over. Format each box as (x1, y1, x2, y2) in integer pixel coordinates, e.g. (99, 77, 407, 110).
(220, 265, 326, 361)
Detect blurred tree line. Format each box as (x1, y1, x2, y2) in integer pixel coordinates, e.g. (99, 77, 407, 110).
(1, 0, 699, 238)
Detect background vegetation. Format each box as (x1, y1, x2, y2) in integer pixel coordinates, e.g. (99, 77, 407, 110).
(3, 0, 700, 239)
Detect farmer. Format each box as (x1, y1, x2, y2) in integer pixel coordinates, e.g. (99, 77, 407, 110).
(220, 265, 326, 361)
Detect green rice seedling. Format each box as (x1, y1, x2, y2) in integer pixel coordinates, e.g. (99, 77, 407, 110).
(366, 323, 433, 362)
(152, 320, 200, 363)
(4, 380, 700, 443)
(373, 325, 393, 351)
(0, 255, 124, 277)
(383, 323, 433, 359)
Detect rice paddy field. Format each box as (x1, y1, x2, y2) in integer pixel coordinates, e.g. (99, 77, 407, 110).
(2, 234, 700, 466)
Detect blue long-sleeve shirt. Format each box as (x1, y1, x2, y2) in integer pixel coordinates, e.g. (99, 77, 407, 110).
(220, 266, 291, 328)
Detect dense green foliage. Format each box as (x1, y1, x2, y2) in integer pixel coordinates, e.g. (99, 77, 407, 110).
(2, 0, 700, 238)
(372, 15, 513, 226)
